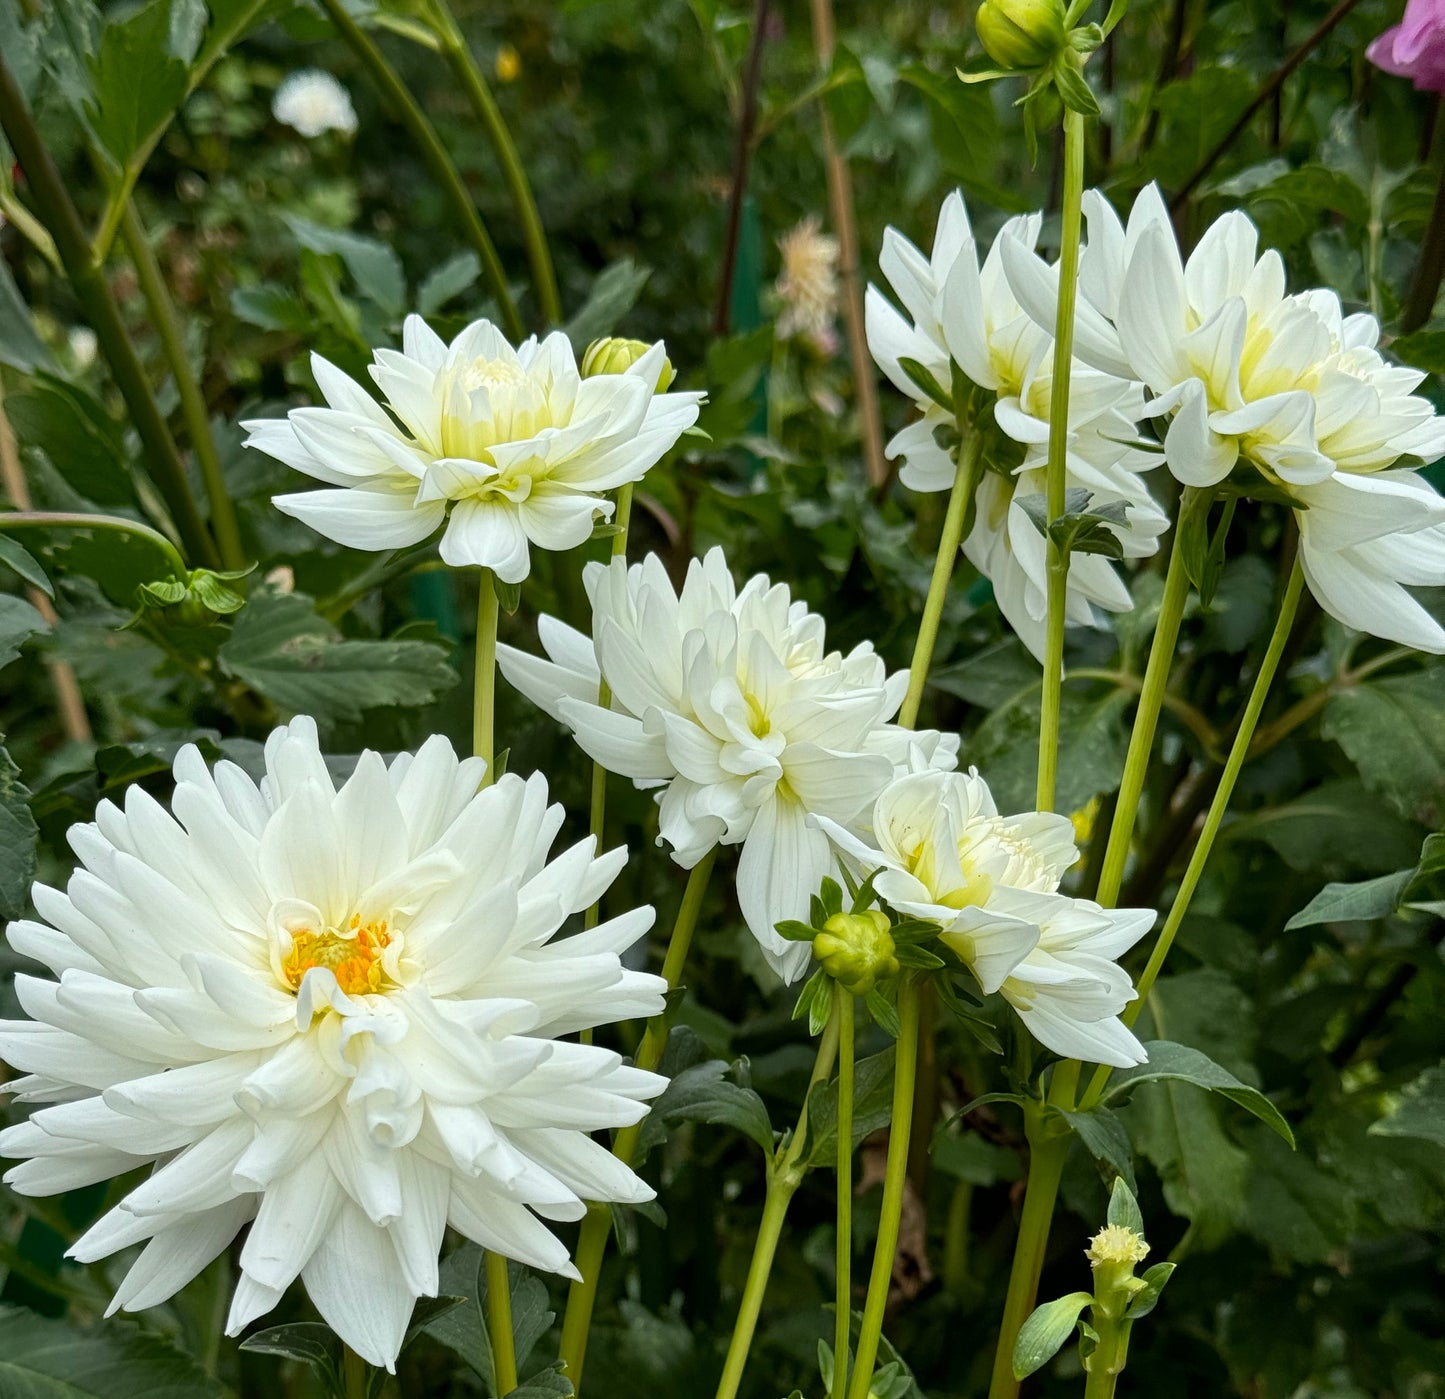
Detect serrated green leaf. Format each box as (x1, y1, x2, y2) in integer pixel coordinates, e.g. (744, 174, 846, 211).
(5, 375, 137, 506)
(804, 1046, 897, 1169)
(637, 1057, 773, 1154)
(87, 0, 189, 169)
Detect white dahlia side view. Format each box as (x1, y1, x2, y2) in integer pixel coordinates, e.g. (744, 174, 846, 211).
(816, 767, 1152, 1066)
(272, 69, 359, 139)
(245, 316, 703, 583)
(0, 720, 666, 1370)
(497, 547, 958, 983)
(866, 189, 1167, 661)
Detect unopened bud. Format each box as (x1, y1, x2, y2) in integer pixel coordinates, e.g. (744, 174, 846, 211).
(580, 336, 675, 391)
(812, 910, 899, 995)
(976, 0, 1067, 71)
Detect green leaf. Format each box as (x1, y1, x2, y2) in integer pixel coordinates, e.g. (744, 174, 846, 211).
(1369, 1064, 1445, 1147)
(0, 1305, 226, 1397)
(1051, 57, 1100, 116)
(1105, 1040, 1294, 1146)
(417, 251, 483, 315)
(1012, 1292, 1094, 1379)
(1058, 1106, 1135, 1192)
(240, 1323, 356, 1396)
(5, 374, 137, 506)
(218, 590, 457, 725)
(1017, 488, 1130, 561)
(1322, 669, 1445, 828)
(424, 1243, 555, 1389)
(53, 528, 178, 608)
(1123, 1261, 1176, 1321)
(87, 0, 190, 169)
(563, 260, 652, 346)
(230, 282, 314, 332)
(0, 259, 52, 373)
(805, 1046, 897, 1169)
(285, 214, 406, 317)
(0, 594, 50, 671)
(1391, 328, 1445, 375)
(0, 534, 54, 597)
(505, 1369, 574, 1397)
(931, 638, 1040, 708)
(1284, 869, 1413, 930)
(0, 742, 38, 920)
(1106, 1174, 1144, 1234)
(637, 1056, 773, 1155)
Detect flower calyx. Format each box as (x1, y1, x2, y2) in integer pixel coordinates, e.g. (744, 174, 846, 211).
(134, 565, 252, 627)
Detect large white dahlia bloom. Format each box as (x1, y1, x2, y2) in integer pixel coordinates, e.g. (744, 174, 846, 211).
(0, 720, 666, 1369)
(245, 317, 703, 583)
(866, 190, 1167, 661)
(816, 768, 1152, 1066)
(1005, 186, 1445, 652)
(497, 547, 958, 983)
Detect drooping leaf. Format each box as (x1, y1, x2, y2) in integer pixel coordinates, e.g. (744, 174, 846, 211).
(218, 590, 457, 724)
(636, 1055, 774, 1154)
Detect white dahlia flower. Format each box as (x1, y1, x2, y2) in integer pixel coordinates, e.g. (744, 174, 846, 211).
(0, 720, 666, 1369)
(244, 317, 703, 583)
(816, 768, 1152, 1066)
(272, 69, 359, 139)
(497, 547, 959, 983)
(866, 190, 1167, 661)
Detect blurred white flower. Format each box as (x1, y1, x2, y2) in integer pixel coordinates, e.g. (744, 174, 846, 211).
(0, 720, 665, 1369)
(245, 317, 703, 583)
(272, 69, 359, 139)
(68, 327, 98, 369)
(817, 767, 1151, 1066)
(866, 190, 1167, 661)
(497, 547, 958, 982)
(775, 215, 840, 353)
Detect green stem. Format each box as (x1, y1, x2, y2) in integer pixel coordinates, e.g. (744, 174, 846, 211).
(425, 0, 561, 324)
(487, 1250, 518, 1395)
(714, 1010, 843, 1399)
(986, 1115, 1069, 1399)
(846, 979, 921, 1399)
(559, 849, 717, 1394)
(1035, 105, 1086, 814)
(0, 52, 220, 569)
(118, 202, 245, 571)
(0, 182, 60, 268)
(1082, 1307, 1131, 1399)
(313, 0, 523, 341)
(0, 509, 187, 577)
(898, 431, 984, 729)
(474, 569, 499, 779)
(832, 984, 855, 1399)
(1093, 525, 1193, 908)
(341, 1345, 370, 1399)
(584, 483, 636, 932)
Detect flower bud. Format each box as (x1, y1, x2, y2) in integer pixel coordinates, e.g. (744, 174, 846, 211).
(580, 336, 676, 391)
(1086, 1223, 1150, 1312)
(812, 910, 899, 995)
(976, 0, 1067, 72)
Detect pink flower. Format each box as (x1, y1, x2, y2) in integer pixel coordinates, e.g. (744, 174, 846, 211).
(1368, 0, 1445, 93)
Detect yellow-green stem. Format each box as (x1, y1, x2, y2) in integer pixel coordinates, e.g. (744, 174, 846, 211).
(986, 1116, 1069, 1399)
(899, 432, 984, 729)
(560, 849, 716, 1393)
(1035, 105, 1086, 813)
(341, 1344, 370, 1399)
(426, 0, 562, 325)
(474, 570, 499, 780)
(486, 1250, 518, 1394)
(584, 483, 636, 931)
(846, 979, 921, 1399)
(119, 202, 245, 571)
(1081, 560, 1306, 1108)
(714, 1010, 843, 1399)
(1093, 527, 1193, 907)
(832, 984, 855, 1399)
(313, 0, 523, 341)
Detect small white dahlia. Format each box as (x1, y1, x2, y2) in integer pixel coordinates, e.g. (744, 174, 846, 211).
(497, 547, 959, 983)
(244, 317, 703, 583)
(272, 69, 359, 139)
(0, 720, 666, 1369)
(816, 768, 1152, 1066)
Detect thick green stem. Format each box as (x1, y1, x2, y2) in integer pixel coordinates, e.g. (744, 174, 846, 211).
(584, 483, 636, 931)
(0, 52, 220, 569)
(474, 569, 499, 779)
(560, 850, 717, 1393)
(314, 0, 523, 341)
(832, 985, 855, 1399)
(119, 202, 245, 570)
(1081, 1300, 1132, 1399)
(1035, 105, 1086, 814)
(714, 1011, 842, 1399)
(846, 980, 921, 1399)
(341, 1345, 370, 1399)
(487, 1250, 518, 1394)
(1093, 528, 1193, 908)
(899, 432, 984, 729)
(426, 0, 561, 324)
(986, 1117, 1069, 1399)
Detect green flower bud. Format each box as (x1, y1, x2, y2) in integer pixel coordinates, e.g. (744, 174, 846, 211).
(136, 568, 249, 628)
(976, 0, 1067, 72)
(812, 910, 899, 995)
(580, 336, 676, 391)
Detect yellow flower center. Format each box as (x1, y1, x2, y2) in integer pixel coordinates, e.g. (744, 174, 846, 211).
(282, 915, 393, 997)
(457, 356, 528, 396)
(1087, 1223, 1150, 1266)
